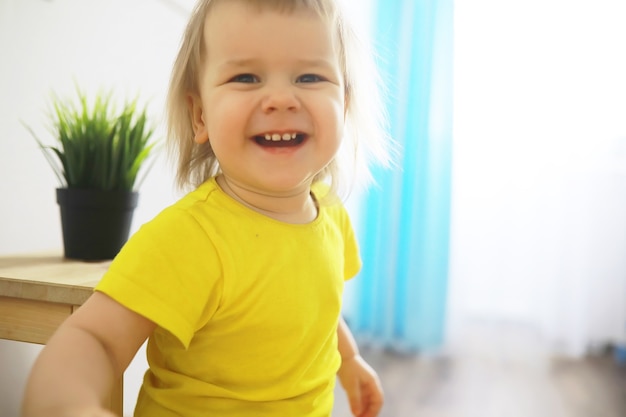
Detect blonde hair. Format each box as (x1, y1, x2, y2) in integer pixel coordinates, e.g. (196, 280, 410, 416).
(166, 0, 393, 197)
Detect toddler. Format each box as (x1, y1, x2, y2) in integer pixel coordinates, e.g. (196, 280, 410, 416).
(22, 0, 392, 416)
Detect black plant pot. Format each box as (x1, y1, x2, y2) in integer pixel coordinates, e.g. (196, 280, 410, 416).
(56, 188, 139, 261)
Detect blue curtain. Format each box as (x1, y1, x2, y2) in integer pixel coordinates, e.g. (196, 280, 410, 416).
(344, 0, 454, 352)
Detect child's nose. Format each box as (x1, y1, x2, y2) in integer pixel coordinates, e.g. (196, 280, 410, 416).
(260, 84, 301, 113)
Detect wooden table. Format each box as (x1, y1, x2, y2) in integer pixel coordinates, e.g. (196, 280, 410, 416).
(0, 254, 123, 415)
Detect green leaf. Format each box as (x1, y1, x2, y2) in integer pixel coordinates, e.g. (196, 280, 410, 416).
(24, 85, 158, 191)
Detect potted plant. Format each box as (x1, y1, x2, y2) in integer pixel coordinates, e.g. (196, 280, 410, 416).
(25, 86, 157, 261)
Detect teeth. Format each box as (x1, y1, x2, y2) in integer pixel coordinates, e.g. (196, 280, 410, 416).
(263, 133, 298, 141)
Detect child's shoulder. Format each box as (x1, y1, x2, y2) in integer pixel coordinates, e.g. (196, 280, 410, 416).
(175, 177, 221, 208)
(141, 178, 222, 230)
(312, 181, 353, 225)
(311, 181, 341, 206)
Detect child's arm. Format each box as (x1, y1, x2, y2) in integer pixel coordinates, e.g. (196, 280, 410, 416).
(336, 317, 384, 417)
(21, 291, 155, 417)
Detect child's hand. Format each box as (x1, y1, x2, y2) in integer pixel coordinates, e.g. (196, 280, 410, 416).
(337, 355, 384, 417)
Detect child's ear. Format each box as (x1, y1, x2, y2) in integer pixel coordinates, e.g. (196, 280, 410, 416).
(187, 93, 209, 144)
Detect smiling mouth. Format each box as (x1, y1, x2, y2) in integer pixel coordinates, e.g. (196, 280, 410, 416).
(253, 133, 307, 147)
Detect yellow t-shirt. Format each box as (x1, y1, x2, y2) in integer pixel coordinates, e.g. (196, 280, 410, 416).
(95, 177, 361, 417)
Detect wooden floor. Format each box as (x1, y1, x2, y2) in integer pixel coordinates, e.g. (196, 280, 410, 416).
(333, 321, 626, 417)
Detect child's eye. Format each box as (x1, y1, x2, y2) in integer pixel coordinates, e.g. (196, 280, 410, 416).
(229, 74, 259, 83)
(297, 74, 325, 83)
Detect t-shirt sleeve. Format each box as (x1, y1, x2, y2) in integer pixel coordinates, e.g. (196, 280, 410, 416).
(340, 207, 362, 281)
(95, 207, 223, 349)
(311, 182, 362, 281)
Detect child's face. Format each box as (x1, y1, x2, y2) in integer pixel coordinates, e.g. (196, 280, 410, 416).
(189, 0, 345, 196)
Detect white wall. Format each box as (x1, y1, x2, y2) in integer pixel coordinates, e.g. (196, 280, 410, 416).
(0, 1, 192, 415)
(448, 0, 626, 356)
(0, 0, 192, 254)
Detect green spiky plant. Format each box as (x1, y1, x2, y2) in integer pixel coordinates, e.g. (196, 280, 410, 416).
(26, 86, 157, 191)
